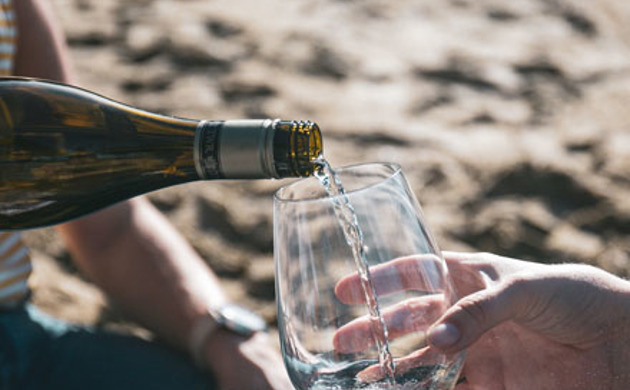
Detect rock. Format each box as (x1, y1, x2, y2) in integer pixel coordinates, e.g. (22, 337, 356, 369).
(52, 0, 119, 45)
(545, 223, 605, 262)
(597, 245, 630, 277)
(601, 132, 630, 183)
(124, 24, 168, 61)
(454, 199, 558, 261)
(245, 258, 276, 301)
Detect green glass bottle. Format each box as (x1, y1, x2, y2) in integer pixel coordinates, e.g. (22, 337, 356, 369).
(0, 77, 323, 230)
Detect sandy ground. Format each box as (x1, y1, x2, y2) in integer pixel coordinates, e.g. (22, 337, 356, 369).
(22, 0, 630, 335)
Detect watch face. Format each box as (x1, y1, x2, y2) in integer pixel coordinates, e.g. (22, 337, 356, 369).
(220, 304, 267, 336)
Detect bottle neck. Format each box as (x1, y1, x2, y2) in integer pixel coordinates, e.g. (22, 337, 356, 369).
(194, 119, 278, 180)
(193, 119, 323, 180)
(194, 120, 224, 180)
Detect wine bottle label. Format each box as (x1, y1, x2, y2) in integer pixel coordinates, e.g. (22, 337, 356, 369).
(194, 120, 224, 179)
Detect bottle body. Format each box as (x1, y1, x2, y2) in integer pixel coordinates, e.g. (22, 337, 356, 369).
(0, 77, 322, 229)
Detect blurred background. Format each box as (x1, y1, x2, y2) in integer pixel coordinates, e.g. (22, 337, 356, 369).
(23, 0, 630, 336)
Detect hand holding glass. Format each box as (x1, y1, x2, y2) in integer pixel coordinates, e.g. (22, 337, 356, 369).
(274, 163, 465, 389)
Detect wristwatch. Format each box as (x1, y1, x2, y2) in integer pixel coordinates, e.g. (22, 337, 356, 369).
(211, 303, 268, 337)
(189, 303, 267, 367)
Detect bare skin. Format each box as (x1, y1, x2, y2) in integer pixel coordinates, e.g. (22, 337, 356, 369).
(334, 252, 630, 390)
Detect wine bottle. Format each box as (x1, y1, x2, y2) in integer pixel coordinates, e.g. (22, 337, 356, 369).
(0, 77, 323, 230)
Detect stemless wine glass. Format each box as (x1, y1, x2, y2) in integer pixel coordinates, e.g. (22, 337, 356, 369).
(274, 162, 465, 390)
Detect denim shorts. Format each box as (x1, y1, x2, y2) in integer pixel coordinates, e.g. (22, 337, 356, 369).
(0, 304, 216, 390)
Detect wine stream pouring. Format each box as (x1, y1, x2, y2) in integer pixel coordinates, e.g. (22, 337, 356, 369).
(0, 77, 323, 230)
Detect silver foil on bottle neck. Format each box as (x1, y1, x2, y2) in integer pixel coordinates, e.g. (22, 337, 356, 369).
(219, 118, 279, 179)
(194, 119, 279, 180)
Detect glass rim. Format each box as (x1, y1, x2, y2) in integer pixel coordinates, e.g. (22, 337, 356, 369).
(274, 161, 403, 204)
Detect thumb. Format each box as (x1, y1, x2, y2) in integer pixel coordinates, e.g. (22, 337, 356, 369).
(427, 279, 529, 353)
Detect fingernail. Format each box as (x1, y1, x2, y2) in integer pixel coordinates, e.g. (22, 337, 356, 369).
(428, 323, 460, 349)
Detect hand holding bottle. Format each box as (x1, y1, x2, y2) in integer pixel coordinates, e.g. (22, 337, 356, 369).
(334, 252, 630, 389)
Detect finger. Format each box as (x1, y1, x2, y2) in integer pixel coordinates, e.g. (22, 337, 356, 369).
(442, 251, 538, 297)
(333, 295, 446, 354)
(335, 254, 446, 304)
(440, 254, 490, 297)
(443, 251, 545, 284)
(427, 279, 528, 354)
(356, 346, 443, 383)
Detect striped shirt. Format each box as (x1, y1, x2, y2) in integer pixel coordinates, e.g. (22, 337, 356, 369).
(0, 233, 32, 306)
(0, 0, 32, 307)
(0, 0, 15, 76)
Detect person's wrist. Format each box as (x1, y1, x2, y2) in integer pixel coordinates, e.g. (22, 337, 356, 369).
(202, 326, 265, 370)
(188, 304, 268, 370)
(188, 310, 221, 369)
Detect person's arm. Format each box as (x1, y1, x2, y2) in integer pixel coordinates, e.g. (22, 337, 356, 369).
(13, 0, 74, 82)
(56, 191, 290, 390)
(14, 2, 291, 389)
(14, 0, 222, 354)
(56, 197, 228, 349)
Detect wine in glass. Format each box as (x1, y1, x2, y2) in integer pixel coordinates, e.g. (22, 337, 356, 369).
(274, 162, 465, 389)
